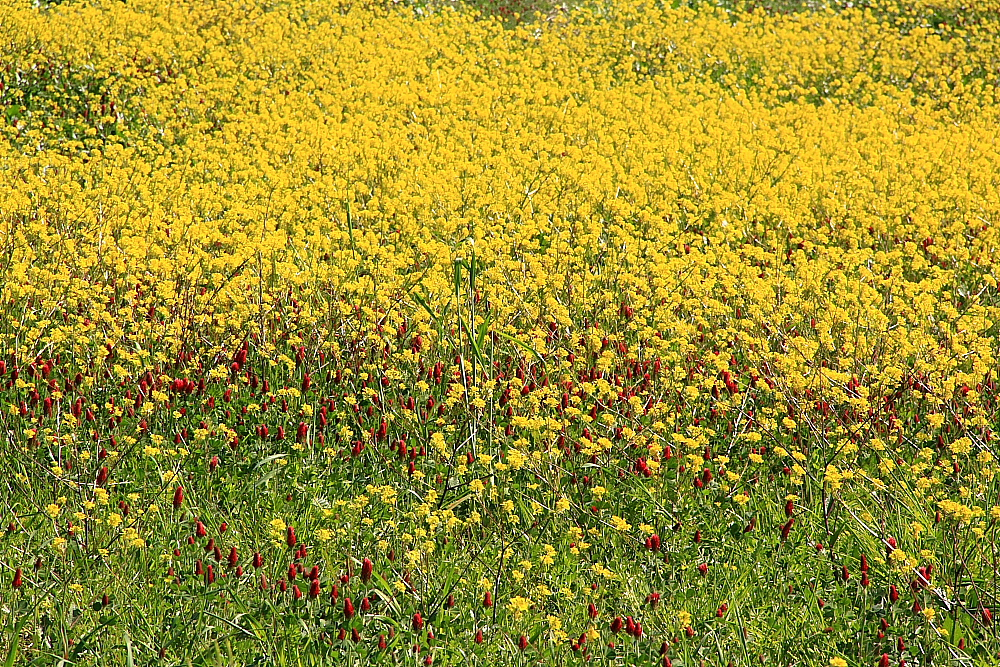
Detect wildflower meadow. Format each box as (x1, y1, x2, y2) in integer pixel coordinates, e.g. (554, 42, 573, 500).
(1, 0, 1000, 664)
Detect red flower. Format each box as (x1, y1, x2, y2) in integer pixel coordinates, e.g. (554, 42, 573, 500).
(518, 635, 528, 651)
(253, 552, 263, 568)
(983, 607, 993, 627)
(483, 591, 493, 608)
(412, 612, 424, 632)
(309, 579, 321, 598)
(286, 526, 297, 547)
(361, 557, 373, 583)
(172, 486, 184, 509)
(228, 547, 238, 567)
(344, 597, 355, 618)
(13, 568, 22, 589)
(588, 602, 598, 618)
(610, 617, 623, 633)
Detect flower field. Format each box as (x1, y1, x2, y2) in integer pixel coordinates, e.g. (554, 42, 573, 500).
(2, 0, 1000, 664)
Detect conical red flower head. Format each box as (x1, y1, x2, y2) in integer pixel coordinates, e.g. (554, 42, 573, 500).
(588, 602, 598, 618)
(361, 557, 373, 583)
(475, 629, 483, 644)
(984, 607, 993, 627)
(196, 520, 207, 538)
(880, 654, 890, 667)
(227, 547, 239, 567)
(253, 552, 263, 568)
(361, 597, 371, 612)
(518, 635, 528, 651)
(344, 597, 355, 618)
(309, 579, 321, 598)
(173, 486, 184, 509)
(483, 591, 493, 607)
(610, 617, 624, 633)
(889, 585, 900, 603)
(378, 634, 387, 650)
(286, 526, 297, 547)
(412, 612, 424, 632)
(13, 568, 22, 589)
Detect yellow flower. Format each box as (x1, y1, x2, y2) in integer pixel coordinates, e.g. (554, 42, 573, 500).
(609, 516, 631, 532)
(508, 596, 532, 618)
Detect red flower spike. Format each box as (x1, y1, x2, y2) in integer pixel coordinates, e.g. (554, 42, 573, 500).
(610, 617, 623, 633)
(13, 568, 22, 589)
(361, 557, 373, 583)
(379, 634, 387, 650)
(253, 552, 263, 568)
(483, 591, 493, 607)
(880, 654, 890, 667)
(889, 585, 899, 603)
(344, 597, 355, 618)
(983, 607, 993, 626)
(228, 547, 238, 567)
(412, 612, 424, 632)
(588, 602, 598, 618)
(173, 486, 184, 509)
(475, 629, 483, 644)
(293, 584, 302, 600)
(518, 635, 528, 651)
(361, 597, 371, 612)
(309, 579, 321, 598)
(286, 526, 297, 547)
